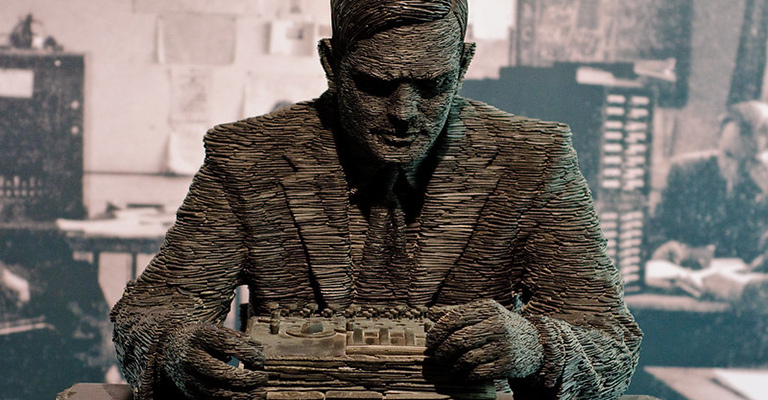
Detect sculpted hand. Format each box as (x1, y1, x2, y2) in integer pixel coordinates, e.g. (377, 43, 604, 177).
(426, 299, 543, 381)
(162, 323, 268, 400)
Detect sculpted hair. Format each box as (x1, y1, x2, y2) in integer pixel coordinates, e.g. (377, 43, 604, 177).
(330, 0, 468, 55)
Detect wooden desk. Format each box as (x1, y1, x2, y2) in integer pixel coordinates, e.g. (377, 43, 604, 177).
(57, 214, 169, 279)
(62, 234, 164, 279)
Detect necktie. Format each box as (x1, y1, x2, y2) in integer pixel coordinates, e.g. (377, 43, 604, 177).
(356, 173, 411, 303)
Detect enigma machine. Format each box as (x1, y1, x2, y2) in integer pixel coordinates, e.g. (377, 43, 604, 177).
(244, 306, 512, 400)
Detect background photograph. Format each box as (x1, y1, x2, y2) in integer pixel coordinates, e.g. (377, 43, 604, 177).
(1, 0, 766, 399)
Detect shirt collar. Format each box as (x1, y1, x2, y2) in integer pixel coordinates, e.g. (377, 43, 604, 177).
(337, 139, 437, 203)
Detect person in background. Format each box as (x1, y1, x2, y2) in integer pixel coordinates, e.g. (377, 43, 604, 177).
(648, 100, 768, 370)
(0, 230, 111, 398)
(651, 100, 768, 271)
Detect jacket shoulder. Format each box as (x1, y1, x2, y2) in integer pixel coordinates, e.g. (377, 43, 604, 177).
(458, 97, 573, 152)
(201, 99, 330, 172)
(205, 99, 323, 150)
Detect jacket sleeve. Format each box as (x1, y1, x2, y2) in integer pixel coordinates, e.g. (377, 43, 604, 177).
(511, 127, 642, 399)
(110, 155, 249, 399)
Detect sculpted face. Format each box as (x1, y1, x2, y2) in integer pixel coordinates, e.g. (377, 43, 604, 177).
(332, 17, 468, 166)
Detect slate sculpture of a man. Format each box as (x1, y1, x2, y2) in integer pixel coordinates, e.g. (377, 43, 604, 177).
(111, 1, 642, 399)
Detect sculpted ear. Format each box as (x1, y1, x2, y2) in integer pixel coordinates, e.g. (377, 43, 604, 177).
(458, 42, 476, 81)
(453, 42, 475, 93)
(318, 38, 337, 92)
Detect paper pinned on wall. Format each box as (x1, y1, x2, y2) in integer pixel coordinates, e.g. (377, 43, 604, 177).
(166, 68, 210, 174)
(268, 20, 317, 56)
(242, 73, 326, 118)
(170, 68, 212, 123)
(164, 123, 207, 176)
(157, 13, 236, 65)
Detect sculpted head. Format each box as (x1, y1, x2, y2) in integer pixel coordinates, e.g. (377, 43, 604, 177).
(320, 0, 475, 166)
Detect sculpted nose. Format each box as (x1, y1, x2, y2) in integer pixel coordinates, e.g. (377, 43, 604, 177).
(387, 84, 418, 126)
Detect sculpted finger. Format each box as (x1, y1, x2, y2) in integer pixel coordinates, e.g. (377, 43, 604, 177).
(226, 332, 266, 370)
(200, 328, 265, 370)
(433, 317, 505, 361)
(427, 299, 506, 349)
(186, 347, 269, 390)
(451, 341, 507, 377)
(463, 344, 541, 380)
(231, 390, 268, 400)
(465, 353, 515, 382)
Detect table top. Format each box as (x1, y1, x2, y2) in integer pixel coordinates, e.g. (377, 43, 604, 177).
(55, 209, 172, 254)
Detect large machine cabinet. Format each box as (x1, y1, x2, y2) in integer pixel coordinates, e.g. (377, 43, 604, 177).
(0, 50, 85, 222)
(462, 64, 654, 290)
(593, 88, 653, 289)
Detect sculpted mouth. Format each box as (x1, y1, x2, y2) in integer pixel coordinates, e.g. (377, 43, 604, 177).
(374, 130, 419, 147)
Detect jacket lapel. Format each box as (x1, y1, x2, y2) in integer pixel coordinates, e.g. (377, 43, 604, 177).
(280, 125, 353, 308)
(409, 103, 501, 306)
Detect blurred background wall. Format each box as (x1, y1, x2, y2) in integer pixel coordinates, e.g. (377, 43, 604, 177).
(0, 0, 749, 219)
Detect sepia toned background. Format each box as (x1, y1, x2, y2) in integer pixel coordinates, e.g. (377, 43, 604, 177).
(0, 0, 766, 399)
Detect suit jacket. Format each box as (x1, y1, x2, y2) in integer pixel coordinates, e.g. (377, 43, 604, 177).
(111, 94, 641, 399)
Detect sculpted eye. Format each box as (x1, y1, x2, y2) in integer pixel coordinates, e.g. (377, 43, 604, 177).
(416, 73, 454, 98)
(353, 73, 396, 97)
